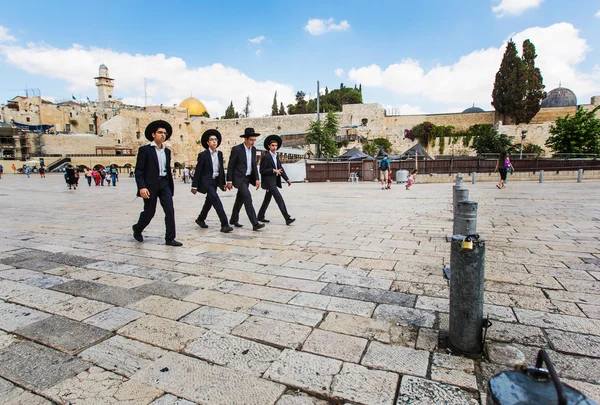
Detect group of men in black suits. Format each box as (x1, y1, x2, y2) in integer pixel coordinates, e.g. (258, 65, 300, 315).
(132, 121, 294, 246)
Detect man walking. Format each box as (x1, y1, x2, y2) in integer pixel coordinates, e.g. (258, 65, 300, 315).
(191, 129, 233, 233)
(132, 120, 182, 246)
(182, 166, 190, 184)
(257, 135, 295, 225)
(226, 127, 264, 231)
(379, 154, 390, 190)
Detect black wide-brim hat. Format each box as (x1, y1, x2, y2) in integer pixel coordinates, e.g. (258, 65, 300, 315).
(145, 120, 172, 142)
(201, 129, 222, 149)
(240, 127, 260, 138)
(263, 134, 282, 150)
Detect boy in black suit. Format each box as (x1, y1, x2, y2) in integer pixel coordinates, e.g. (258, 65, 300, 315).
(132, 120, 182, 246)
(226, 128, 264, 231)
(257, 135, 295, 225)
(191, 129, 233, 233)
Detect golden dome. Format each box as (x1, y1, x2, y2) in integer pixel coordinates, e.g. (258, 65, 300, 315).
(179, 96, 207, 116)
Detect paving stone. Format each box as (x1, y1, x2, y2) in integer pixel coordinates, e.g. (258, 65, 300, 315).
(184, 289, 259, 311)
(118, 315, 206, 351)
(84, 307, 145, 331)
(321, 283, 416, 307)
(79, 335, 168, 377)
(579, 303, 600, 320)
(320, 312, 417, 346)
(134, 281, 198, 300)
(127, 295, 199, 320)
(545, 329, 600, 358)
(176, 275, 223, 289)
(232, 316, 312, 349)
(275, 392, 329, 405)
(9, 286, 73, 310)
(289, 292, 376, 317)
(44, 296, 114, 321)
(11, 259, 64, 271)
(184, 330, 281, 376)
(229, 283, 299, 303)
(21, 273, 70, 289)
(51, 280, 151, 306)
(0, 376, 54, 404)
(302, 329, 368, 363)
(0, 341, 90, 390)
(558, 278, 600, 295)
(258, 265, 324, 281)
(374, 304, 436, 328)
(430, 353, 477, 391)
(309, 253, 353, 266)
(181, 306, 249, 332)
(485, 320, 548, 346)
(15, 315, 112, 355)
(0, 268, 41, 280)
(133, 351, 286, 405)
(361, 341, 429, 377)
(514, 308, 600, 335)
(212, 269, 276, 285)
(545, 289, 600, 306)
(0, 279, 39, 299)
(249, 301, 325, 327)
(415, 328, 439, 352)
(319, 270, 394, 290)
(149, 393, 197, 405)
(331, 362, 398, 405)
(397, 375, 478, 405)
(85, 260, 141, 273)
(43, 252, 100, 267)
(264, 349, 342, 396)
(487, 343, 526, 366)
(0, 301, 52, 332)
(69, 268, 154, 289)
(0, 330, 17, 350)
(43, 366, 163, 405)
(267, 276, 327, 293)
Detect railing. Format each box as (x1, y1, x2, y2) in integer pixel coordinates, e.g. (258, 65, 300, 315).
(48, 157, 71, 172)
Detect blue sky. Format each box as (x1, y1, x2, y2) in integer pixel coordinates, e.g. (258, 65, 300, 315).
(0, 0, 598, 117)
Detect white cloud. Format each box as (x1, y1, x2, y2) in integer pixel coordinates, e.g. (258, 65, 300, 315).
(334, 68, 344, 77)
(0, 26, 16, 43)
(0, 33, 295, 117)
(493, 0, 544, 17)
(255, 49, 261, 57)
(595, 10, 600, 18)
(348, 23, 599, 110)
(384, 104, 425, 115)
(249, 36, 265, 44)
(304, 18, 350, 36)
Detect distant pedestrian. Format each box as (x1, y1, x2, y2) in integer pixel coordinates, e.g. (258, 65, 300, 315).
(386, 172, 392, 189)
(0, 164, 3, 179)
(379, 154, 390, 190)
(494, 152, 513, 189)
(100, 168, 106, 186)
(25, 165, 31, 178)
(84, 168, 92, 186)
(11, 163, 16, 174)
(182, 167, 189, 184)
(92, 169, 101, 186)
(110, 165, 118, 186)
(406, 169, 417, 190)
(65, 165, 77, 190)
(39, 165, 46, 178)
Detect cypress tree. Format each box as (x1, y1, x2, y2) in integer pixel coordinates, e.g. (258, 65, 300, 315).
(518, 40, 546, 124)
(271, 91, 279, 116)
(491, 40, 524, 123)
(279, 102, 286, 115)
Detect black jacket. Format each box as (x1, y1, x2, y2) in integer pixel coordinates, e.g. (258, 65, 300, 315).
(192, 149, 225, 193)
(259, 152, 289, 190)
(226, 143, 259, 188)
(134, 144, 175, 197)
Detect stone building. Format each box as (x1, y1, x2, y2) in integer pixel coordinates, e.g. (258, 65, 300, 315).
(1, 65, 599, 169)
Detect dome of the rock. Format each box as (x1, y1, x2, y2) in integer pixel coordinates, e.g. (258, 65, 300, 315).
(179, 97, 208, 116)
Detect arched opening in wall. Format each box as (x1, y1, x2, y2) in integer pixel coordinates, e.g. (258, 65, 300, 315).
(180, 135, 183, 141)
(174, 162, 183, 169)
(93, 164, 105, 171)
(123, 163, 133, 168)
(78, 164, 89, 170)
(361, 118, 368, 126)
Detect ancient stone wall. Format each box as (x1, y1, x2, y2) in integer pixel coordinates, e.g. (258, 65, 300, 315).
(40, 133, 116, 155)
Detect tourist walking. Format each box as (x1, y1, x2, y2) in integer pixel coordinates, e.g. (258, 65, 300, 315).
(191, 129, 233, 233)
(84, 168, 92, 186)
(110, 165, 118, 186)
(379, 154, 390, 190)
(65, 165, 77, 190)
(494, 152, 513, 189)
(257, 134, 295, 225)
(0, 164, 3, 179)
(92, 168, 101, 186)
(39, 165, 46, 178)
(182, 166, 189, 184)
(11, 163, 16, 174)
(406, 169, 418, 190)
(132, 120, 182, 246)
(25, 165, 31, 178)
(226, 127, 264, 231)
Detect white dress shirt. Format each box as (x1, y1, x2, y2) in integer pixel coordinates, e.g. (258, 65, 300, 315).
(150, 141, 167, 176)
(270, 151, 278, 172)
(244, 144, 253, 175)
(210, 149, 219, 179)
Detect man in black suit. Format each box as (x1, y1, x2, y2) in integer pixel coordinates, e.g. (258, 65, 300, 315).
(191, 129, 233, 233)
(226, 128, 265, 231)
(257, 135, 295, 225)
(132, 120, 182, 246)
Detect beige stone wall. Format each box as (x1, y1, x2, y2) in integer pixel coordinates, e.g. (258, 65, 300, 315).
(40, 133, 116, 155)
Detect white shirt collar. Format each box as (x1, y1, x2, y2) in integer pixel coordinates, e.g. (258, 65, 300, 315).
(150, 141, 164, 150)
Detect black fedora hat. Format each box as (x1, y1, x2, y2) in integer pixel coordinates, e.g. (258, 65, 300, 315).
(240, 127, 260, 138)
(263, 134, 282, 150)
(145, 120, 172, 142)
(201, 129, 222, 149)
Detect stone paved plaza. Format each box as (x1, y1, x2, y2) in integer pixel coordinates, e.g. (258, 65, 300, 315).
(0, 173, 599, 404)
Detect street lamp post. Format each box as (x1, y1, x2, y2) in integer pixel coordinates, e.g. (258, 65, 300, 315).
(519, 129, 528, 159)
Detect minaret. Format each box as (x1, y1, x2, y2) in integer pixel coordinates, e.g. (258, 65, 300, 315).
(95, 64, 115, 102)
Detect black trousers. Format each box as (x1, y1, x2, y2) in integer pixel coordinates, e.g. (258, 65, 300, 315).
(258, 187, 290, 220)
(230, 176, 258, 226)
(135, 177, 176, 241)
(198, 179, 228, 226)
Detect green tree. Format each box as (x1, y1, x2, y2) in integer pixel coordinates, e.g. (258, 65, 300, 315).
(545, 106, 600, 154)
(410, 121, 435, 147)
(491, 40, 525, 123)
(306, 112, 339, 158)
(222, 101, 238, 119)
(469, 124, 514, 154)
(243, 95, 251, 118)
(516, 40, 546, 124)
(271, 91, 279, 116)
(363, 141, 378, 156)
(293, 91, 307, 114)
(279, 102, 286, 115)
(200, 111, 210, 118)
(372, 137, 392, 152)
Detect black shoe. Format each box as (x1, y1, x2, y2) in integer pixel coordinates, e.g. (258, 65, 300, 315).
(230, 222, 243, 227)
(220, 225, 233, 233)
(165, 239, 183, 247)
(286, 218, 296, 225)
(195, 218, 208, 228)
(132, 225, 143, 242)
(257, 218, 270, 223)
(253, 223, 265, 231)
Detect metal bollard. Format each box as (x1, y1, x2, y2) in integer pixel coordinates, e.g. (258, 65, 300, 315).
(472, 172, 476, 184)
(453, 187, 469, 214)
(449, 234, 486, 356)
(454, 201, 478, 236)
(578, 169, 583, 183)
(455, 172, 463, 187)
(539, 170, 544, 183)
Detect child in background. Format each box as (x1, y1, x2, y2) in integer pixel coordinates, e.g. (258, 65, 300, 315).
(406, 169, 417, 190)
(386, 172, 392, 189)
